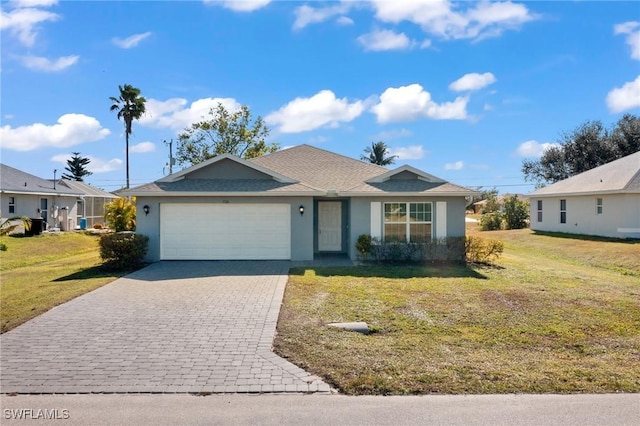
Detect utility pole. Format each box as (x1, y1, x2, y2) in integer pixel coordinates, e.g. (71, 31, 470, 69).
(163, 139, 175, 175)
(53, 169, 57, 189)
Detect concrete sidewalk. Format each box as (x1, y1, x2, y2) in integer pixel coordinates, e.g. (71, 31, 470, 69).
(1, 394, 637, 425)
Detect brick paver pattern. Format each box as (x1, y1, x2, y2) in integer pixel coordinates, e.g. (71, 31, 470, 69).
(0, 261, 330, 394)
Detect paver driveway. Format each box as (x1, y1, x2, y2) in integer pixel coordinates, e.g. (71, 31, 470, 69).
(0, 261, 330, 394)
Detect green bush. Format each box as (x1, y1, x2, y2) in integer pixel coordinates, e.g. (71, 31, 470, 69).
(480, 212, 503, 231)
(367, 237, 466, 264)
(355, 234, 373, 258)
(465, 236, 504, 264)
(99, 233, 149, 270)
(104, 198, 136, 232)
(503, 195, 529, 230)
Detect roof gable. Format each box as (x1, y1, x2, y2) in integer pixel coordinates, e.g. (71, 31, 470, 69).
(158, 154, 297, 184)
(529, 151, 640, 197)
(365, 165, 446, 184)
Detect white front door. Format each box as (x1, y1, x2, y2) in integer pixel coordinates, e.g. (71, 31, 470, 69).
(318, 202, 342, 251)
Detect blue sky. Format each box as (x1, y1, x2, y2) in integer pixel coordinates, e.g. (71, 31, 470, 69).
(1, 0, 639, 193)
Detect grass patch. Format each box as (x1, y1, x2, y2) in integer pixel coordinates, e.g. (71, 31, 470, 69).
(0, 233, 130, 333)
(274, 229, 640, 394)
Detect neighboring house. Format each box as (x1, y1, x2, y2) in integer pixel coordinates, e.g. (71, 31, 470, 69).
(528, 151, 640, 239)
(0, 164, 118, 230)
(124, 145, 477, 262)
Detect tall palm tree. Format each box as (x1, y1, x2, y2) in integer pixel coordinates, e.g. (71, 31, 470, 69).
(361, 141, 397, 166)
(110, 84, 146, 189)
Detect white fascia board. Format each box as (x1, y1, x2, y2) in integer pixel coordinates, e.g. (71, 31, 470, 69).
(156, 153, 297, 184)
(365, 165, 446, 183)
(0, 189, 82, 197)
(528, 189, 639, 198)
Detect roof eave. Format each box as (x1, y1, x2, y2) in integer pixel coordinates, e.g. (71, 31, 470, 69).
(529, 189, 639, 198)
(340, 191, 478, 197)
(127, 190, 326, 197)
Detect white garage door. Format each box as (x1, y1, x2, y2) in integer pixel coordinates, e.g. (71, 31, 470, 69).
(160, 203, 291, 260)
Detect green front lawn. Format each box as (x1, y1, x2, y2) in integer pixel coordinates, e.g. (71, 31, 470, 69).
(0, 233, 127, 333)
(274, 230, 640, 394)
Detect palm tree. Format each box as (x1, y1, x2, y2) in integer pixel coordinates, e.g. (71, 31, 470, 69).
(361, 141, 397, 166)
(110, 84, 146, 189)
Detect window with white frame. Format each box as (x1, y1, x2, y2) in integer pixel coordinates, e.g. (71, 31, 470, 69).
(560, 199, 567, 224)
(596, 198, 603, 215)
(8, 197, 15, 214)
(383, 202, 432, 242)
(537, 200, 543, 222)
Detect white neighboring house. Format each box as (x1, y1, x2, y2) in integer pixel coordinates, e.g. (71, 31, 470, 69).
(0, 164, 118, 231)
(528, 151, 640, 239)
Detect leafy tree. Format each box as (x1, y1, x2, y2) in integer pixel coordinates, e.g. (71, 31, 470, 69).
(62, 152, 92, 181)
(110, 84, 146, 189)
(104, 198, 136, 232)
(361, 141, 397, 166)
(0, 214, 31, 236)
(176, 103, 278, 166)
(502, 195, 529, 230)
(522, 115, 639, 187)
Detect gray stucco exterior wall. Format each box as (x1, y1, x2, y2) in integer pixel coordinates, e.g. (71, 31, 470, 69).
(135, 196, 314, 262)
(348, 196, 468, 260)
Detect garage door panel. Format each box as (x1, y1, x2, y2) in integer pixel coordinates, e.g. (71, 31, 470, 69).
(160, 203, 290, 260)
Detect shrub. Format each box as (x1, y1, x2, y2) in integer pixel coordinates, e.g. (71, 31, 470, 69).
(0, 242, 7, 251)
(355, 234, 373, 258)
(367, 237, 466, 264)
(93, 223, 103, 229)
(480, 212, 503, 231)
(503, 195, 529, 230)
(104, 198, 136, 232)
(465, 236, 504, 264)
(99, 233, 149, 270)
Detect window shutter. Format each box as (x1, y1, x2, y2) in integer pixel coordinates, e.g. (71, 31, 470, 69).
(370, 202, 381, 238)
(436, 201, 447, 239)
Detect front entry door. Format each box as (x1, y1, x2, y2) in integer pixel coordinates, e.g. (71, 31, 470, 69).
(318, 202, 342, 251)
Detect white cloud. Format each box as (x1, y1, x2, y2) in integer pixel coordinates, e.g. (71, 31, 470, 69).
(420, 39, 432, 49)
(293, 3, 351, 30)
(112, 31, 152, 49)
(449, 72, 496, 92)
(139, 97, 242, 131)
(444, 161, 464, 170)
(265, 90, 364, 133)
(204, 0, 271, 13)
(50, 154, 122, 173)
(483, 103, 493, 111)
(614, 21, 640, 60)
(0, 4, 59, 47)
(390, 145, 425, 160)
(10, 0, 58, 7)
(515, 140, 558, 157)
(17, 54, 78, 71)
(371, 83, 468, 123)
(130, 141, 156, 154)
(372, 128, 412, 140)
(357, 29, 414, 51)
(367, 0, 537, 41)
(51, 154, 122, 174)
(0, 114, 110, 151)
(336, 16, 354, 26)
(606, 75, 640, 113)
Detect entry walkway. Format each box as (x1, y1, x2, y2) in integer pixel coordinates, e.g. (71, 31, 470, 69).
(0, 261, 330, 394)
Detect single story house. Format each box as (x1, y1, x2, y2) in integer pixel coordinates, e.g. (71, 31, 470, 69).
(0, 164, 118, 230)
(528, 151, 640, 239)
(124, 145, 477, 262)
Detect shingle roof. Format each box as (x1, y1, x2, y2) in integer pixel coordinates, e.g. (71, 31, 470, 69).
(344, 180, 475, 195)
(0, 164, 82, 196)
(130, 179, 322, 195)
(125, 144, 476, 197)
(57, 179, 119, 198)
(250, 145, 388, 191)
(529, 151, 640, 197)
